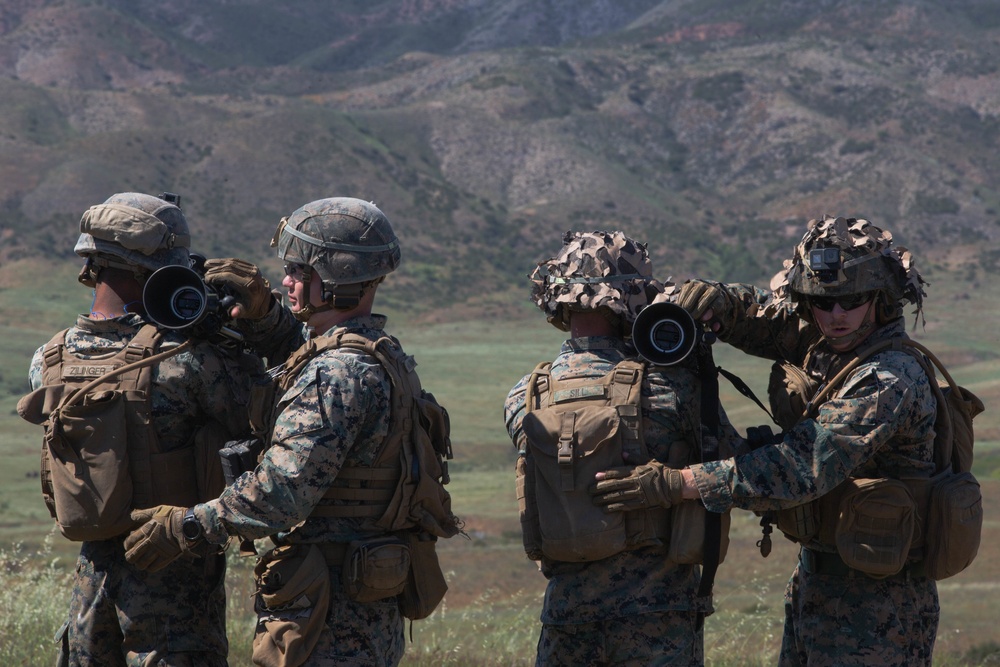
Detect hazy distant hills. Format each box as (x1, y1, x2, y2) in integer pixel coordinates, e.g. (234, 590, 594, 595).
(1, 0, 998, 318)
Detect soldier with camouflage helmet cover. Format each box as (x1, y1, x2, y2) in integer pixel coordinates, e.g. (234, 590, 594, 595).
(124, 197, 450, 667)
(18, 192, 262, 666)
(505, 230, 742, 666)
(602, 215, 940, 665)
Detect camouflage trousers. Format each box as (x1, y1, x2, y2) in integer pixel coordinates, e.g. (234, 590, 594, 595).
(535, 610, 704, 667)
(56, 539, 228, 667)
(779, 561, 939, 666)
(254, 590, 405, 667)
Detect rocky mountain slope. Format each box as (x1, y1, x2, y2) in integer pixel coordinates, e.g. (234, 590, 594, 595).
(1, 0, 998, 318)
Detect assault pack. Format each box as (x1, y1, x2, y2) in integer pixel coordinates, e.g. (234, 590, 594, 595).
(768, 337, 985, 580)
(516, 359, 728, 565)
(266, 330, 460, 620)
(16, 325, 223, 541)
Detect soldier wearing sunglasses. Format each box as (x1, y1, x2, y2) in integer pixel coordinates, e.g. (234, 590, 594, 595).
(591, 216, 938, 666)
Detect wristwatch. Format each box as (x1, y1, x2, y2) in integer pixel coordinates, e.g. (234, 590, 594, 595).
(181, 508, 204, 544)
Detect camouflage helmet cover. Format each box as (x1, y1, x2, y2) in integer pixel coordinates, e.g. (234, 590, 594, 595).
(530, 230, 673, 332)
(769, 215, 925, 313)
(272, 197, 401, 285)
(74, 192, 191, 272)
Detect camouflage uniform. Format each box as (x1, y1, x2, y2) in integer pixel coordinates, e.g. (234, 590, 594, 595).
(684, 217, 939, 666)
(506, 231, 740, 667)
(20, 192, 259, 667)
(27, 314, 255, 667)
(507, 337, 717, 666)
(176, 198, 411, 667)
(194, 309, 406, 666)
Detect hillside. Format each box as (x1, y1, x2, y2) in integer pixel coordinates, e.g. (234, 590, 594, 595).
(0, 0, 999, 321)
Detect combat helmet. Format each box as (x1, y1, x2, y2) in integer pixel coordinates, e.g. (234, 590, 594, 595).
(771, 215, 925, 323)
(271, 197, 401, 320)
(530, 230, 671, 334)
(74, 192, 191, 287)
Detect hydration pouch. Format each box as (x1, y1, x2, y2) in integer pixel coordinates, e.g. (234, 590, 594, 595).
(521, 404, 628, 562)
(341, 536, 410, 603)
(252, 544, 331, 667)
(835, 477, 915, 577)
(46, 389, 135, 541)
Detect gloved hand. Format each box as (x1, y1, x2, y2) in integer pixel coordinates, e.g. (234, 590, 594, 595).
(204, 258, 273, 320)
(676, 280, 729, 332)
(590, 461, 684, 512)
(124, 505, 196, 572)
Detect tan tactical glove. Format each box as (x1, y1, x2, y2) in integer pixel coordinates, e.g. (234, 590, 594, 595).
(676, 280, 729, 331)
(590, 461, 684, 512)
(204, 258, 273, 320)
(124, 505, 201, 572)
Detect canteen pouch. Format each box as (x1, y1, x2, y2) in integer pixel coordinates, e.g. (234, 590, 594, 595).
(521, 404, 628, 562)
(252, 544, 331, 667)
(398, 532, 448, 620)
(835, 478, 915, 577)
(46, 389, 135, 541)
(668, 501, 731, 565)
(923, 471, 983, 580)
(341, 536, 410, 603)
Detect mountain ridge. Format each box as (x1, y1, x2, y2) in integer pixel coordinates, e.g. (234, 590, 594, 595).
(0, 0, 998, 321)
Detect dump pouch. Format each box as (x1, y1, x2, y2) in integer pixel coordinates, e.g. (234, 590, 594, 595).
(252, 544, 331, 667)
(923, 470, 982, 580)
(398, 531, 448, 620)
(668, 501, 731, 565)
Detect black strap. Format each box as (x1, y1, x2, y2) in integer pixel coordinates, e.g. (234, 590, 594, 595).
(717, 366, 776, 425)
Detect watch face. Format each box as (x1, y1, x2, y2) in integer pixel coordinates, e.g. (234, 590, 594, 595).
(182, 514, 202, 541)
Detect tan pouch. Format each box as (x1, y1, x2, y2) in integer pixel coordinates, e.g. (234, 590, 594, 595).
(47, 389, 134, 541)
(342, 536, 410, 603)
(522, 404, 627, 562)
(835, 478, 915, 577)
(515, 454, 543, 560)
(923, 471, 983, 580)
(252, 544, 331, 667)
(668, 501, 731, 565)
(768, 361, 818, 431)
(398, 532, 448, 620)
(775, 502, 820, 543)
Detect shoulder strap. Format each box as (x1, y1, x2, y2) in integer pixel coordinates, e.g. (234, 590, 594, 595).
(58, 326, 184, 411)
(524, 362, 552, 415)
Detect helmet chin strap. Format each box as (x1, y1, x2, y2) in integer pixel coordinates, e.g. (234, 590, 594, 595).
(292, 268, 369, 323)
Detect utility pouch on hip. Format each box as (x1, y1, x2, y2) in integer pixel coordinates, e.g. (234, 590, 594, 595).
(775, 502, 820, 544)
(668, 501, 731, 565)
(341, 536, 410, 603)
(398, 531, 448, 620)
(252, 544, 331, 667)
(835, 477, 915, 577)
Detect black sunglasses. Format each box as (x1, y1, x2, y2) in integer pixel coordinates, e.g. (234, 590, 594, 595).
(807, 292, 875, 312)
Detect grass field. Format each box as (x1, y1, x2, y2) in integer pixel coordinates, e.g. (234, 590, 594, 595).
(0, 258, 998, 665)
